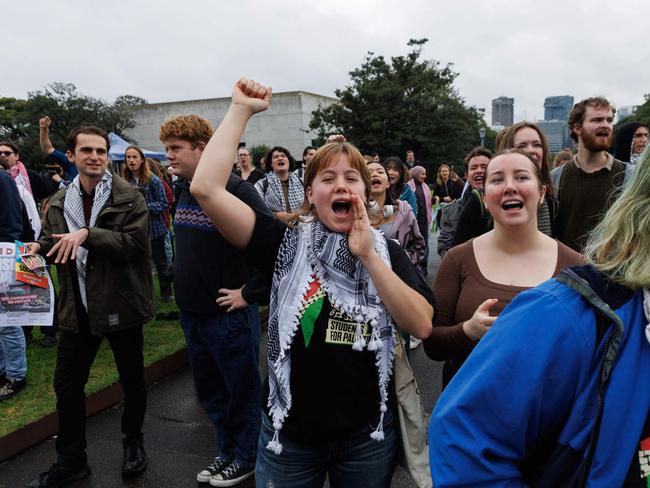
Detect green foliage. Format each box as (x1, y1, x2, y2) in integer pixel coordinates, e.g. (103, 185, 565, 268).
(632, 94, 650, 123)
(609, 94, 650, 159)
(0, 83, 146, 170)
(250, 144, 270, 169)
(613, 94, 650, 136)
(310, 39, 485, 172)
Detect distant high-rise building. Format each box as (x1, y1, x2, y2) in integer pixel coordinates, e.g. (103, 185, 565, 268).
(492, 97, 514, 126)
(617, 105, 638, 123)
(544, 96, 574, 121)
(537, 120, 572, 153)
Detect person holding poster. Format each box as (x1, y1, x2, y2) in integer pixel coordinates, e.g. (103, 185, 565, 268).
(0, 165, 28, 401)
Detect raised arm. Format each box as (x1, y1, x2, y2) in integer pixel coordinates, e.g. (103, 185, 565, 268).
(190, 78, 272, 249)
(39, 116, 55, 155)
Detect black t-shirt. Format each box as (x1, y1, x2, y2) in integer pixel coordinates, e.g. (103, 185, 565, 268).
(246, 211, 435, 443)
(623, 410, 650, 486)
(235, 168, 265, 185)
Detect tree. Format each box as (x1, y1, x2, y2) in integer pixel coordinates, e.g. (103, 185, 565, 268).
(613, 94, 650, 133)
(0, 83, 146, 168)
(250, 144, 270, 170)
(310, 39, 485, 178)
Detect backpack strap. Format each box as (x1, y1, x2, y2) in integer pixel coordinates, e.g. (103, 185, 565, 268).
(471, 188, 485, 218)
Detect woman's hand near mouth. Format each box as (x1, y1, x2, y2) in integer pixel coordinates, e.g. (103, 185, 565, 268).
(348, 193, 375, 261)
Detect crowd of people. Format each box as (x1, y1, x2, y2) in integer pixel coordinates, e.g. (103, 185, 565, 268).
(0, 79, 648, 488)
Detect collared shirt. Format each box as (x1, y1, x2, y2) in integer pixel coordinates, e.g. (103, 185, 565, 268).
(572, 152, 614, 172)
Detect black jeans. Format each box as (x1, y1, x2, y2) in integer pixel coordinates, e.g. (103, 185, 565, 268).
(54, 323, 146, 466)
(151, 235, 173, 297)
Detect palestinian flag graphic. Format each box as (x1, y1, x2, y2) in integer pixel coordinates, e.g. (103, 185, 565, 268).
(298, 276, 324, 348)
(639, 437, 650, 485)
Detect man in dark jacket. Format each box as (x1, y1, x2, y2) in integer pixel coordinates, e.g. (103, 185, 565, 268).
(28, 126, 154, 488)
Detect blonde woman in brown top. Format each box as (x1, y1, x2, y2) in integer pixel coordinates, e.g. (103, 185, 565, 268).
(424, 149, 583, 385)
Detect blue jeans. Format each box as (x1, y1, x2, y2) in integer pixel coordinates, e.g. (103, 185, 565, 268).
(255, 408, 397, 488)
(180, 306, 261, 467)
(0, 326, 27, 380)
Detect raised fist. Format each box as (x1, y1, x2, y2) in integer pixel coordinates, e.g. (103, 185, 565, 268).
(232, 78, 272, 116)
(39, 116, 51, 129)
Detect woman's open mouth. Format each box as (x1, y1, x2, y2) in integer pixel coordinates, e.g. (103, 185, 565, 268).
(332, 200, 352, 217)
(501, 200, 524, 211)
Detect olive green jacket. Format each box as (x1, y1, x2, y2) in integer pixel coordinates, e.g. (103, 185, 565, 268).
(38, 174, 154, 334)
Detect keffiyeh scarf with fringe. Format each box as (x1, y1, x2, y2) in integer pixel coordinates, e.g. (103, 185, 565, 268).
(265, 220, 396, 455)
(263, 171, 304, 213)
(63, 171, 113, 310)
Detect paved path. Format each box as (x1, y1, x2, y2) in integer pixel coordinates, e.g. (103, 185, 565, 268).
(1, 234, 444, 488)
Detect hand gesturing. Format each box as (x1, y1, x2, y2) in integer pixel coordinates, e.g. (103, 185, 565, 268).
(347, 193, 375, 261)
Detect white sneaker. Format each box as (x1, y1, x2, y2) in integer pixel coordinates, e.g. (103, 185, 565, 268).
(197, 456, 231, 483)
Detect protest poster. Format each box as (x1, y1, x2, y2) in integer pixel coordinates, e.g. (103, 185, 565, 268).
(0, 242, 54, 327)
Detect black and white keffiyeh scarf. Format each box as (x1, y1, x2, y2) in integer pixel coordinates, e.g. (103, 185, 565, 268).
(263, 171, 304, 213)
(63, 171, 112, 310)
(265, 220, 396, 455)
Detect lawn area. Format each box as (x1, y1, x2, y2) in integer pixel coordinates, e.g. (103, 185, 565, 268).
(0, 278, 185, 438)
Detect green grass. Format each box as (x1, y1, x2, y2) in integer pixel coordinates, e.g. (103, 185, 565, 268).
(0, 277, 186, 438)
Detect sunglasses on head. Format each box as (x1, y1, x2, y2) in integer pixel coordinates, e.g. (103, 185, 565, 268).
(0, 151, 14, 156)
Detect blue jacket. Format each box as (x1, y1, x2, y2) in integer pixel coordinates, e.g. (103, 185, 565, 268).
(429, 265, 648, 487)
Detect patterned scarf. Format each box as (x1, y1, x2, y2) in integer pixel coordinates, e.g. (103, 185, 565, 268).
(263, 171, 304, 213)
(63, 171, 113, 310)
(9, 160, 41, 238)
(8, 161, 32, 195)
(265, 220, 396, 455)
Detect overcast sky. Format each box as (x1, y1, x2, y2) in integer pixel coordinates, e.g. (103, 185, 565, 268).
(4, 0, 649, 125)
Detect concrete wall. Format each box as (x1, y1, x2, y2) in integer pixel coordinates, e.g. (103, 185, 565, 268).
(125, 91, 337, 160)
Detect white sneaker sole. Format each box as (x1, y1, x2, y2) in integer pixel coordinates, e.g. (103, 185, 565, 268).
(209, 469, 254, 487)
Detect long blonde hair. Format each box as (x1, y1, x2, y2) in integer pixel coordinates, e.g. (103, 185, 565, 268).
(584, 149, 650, 289)
(122, 146, 152, 183)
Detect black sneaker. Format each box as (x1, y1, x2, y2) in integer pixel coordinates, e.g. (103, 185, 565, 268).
(0, 377, 26, 401)
(28, 463, 91, 488)
(209, 460, 254, 487)
(0, 372, 6, 388)
(197, 456, 231, 483)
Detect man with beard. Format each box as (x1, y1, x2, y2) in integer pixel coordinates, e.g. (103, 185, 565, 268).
(556, 97, 626, 252)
